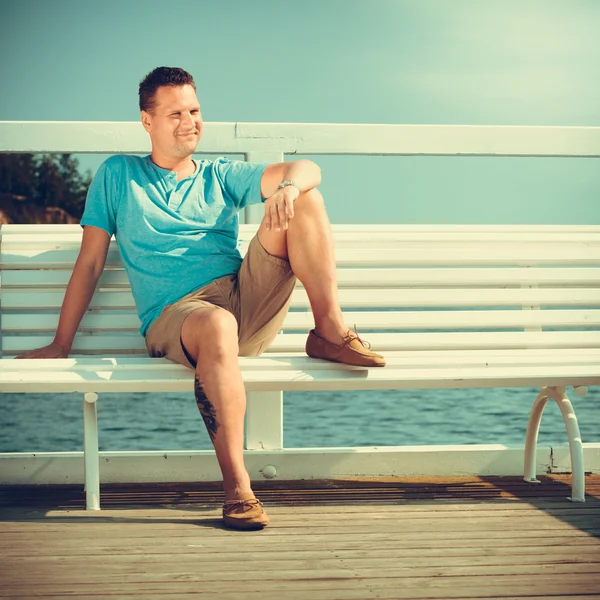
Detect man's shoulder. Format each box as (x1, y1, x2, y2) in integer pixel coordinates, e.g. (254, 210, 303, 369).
(208, 156, 239, 169)
(101, 154, 145, 171)
(205, 156, 256, 179)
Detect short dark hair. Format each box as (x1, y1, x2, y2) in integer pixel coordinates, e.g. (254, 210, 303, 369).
(138, 67, 196, 113)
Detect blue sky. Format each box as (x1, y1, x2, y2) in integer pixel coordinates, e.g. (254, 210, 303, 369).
(1, 0, 598, 224)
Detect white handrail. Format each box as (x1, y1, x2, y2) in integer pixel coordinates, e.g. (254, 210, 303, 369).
(1, 121, 600, 157)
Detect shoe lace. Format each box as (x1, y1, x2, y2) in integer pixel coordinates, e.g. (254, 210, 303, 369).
(344, 324, 371, 349)
(223, 498, 263, 514)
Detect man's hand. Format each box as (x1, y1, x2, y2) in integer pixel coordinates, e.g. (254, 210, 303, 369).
(15, 342, 69, 359)
(264, 185, 300, 231)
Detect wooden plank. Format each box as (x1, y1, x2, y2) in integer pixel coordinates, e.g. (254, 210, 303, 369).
(3, 267, 600, 289)
(3, 505, 598, 527)
(2, 557, 600, 578)
(3, 308, 600, 333)
(2, 508, 598, 528)
(3, 537, 599, 558)
(0, 359, 598, 393)
(3, 287, 600, 310)
(1, 565, 599, 587)
(2, 555, 596, 573)
(28, 506, 596, 523)
(3, 515, 598, 536)
(2, 121, 600, 156)
(4, 244, 600, 269)
(235, 122, 600, 157)
(1, 589, 599, 600)
(2, 349, 599, 371)
(90, 501, 600, 515)
(3, 347, 599, 365)
(3, 543, 599, 560)
(5, 330, 600, 357)
(8, 500, 600, 517)
(1, 581, 599, 598)
(3, 542, 599, 562)
(3, 223, 600, 235)
(4, 330, 599, 356)
(3, 538, 599, 559)
(4, 232, 600, 247)
(279, 308, 600, 331)
(1, 583, 600, 599)
(3, 475, 597, 510)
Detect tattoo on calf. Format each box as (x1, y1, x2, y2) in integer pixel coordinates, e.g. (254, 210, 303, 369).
(194, 376, 219, 441)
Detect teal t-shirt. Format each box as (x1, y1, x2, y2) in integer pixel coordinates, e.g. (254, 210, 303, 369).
(80, 154, 268, 336)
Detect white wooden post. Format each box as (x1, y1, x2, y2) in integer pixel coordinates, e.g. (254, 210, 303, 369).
(243, 151, 286, 450)
(246, 391, 284, 450)
(243, 151, 285, 224)
(83, 392, 100, 510)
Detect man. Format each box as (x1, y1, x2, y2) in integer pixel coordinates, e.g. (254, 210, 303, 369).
(17, 67, 385, 530)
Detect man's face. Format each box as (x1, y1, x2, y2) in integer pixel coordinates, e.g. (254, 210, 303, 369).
(141, 84, 203, 159)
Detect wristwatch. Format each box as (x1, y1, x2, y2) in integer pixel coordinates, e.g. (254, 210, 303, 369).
(277, 180, 300, 191)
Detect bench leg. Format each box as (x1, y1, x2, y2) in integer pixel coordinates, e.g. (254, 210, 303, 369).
(245, 391, 283, 451)
(523, 385, 585, 502)
(83, 392, 100, 510)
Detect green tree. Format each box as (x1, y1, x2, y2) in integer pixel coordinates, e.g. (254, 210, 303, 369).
(0, 153, 92, 221)
(0, 153, 38, 199)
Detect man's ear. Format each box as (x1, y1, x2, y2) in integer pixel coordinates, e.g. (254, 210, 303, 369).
(141, 110, 152, 133)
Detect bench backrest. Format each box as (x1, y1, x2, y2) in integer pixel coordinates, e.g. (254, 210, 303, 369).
(1, 224, 600, 357)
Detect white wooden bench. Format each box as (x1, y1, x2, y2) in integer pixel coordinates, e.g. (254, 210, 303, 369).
(1, 223, 599, 509)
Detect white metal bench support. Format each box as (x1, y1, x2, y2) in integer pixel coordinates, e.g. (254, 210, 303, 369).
(83, 392, 100, 510)
(245, 391, 283, 452)
(524, 385, 586, 502)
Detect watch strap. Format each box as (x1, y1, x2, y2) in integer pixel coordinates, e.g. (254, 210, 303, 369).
(277, 180, 299, 190)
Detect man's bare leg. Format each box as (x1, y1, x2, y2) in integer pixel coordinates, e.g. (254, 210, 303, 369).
(180, 306, 252, 500)
(258, 187, 348, 344)
(180, 188, 372, 505)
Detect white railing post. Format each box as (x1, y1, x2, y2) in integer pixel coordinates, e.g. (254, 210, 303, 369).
(83, 392, 100, 510)
(243, 151, 285, 224)
(243, 151, 286, 451)
(245, 391, 284, 450)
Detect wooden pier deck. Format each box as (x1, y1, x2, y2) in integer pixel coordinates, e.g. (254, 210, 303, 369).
(1, 475, 600, 599)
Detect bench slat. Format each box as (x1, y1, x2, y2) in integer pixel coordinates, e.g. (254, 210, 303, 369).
(3, 245, 600, 269)
(3, 331, 599, 355)
(3, 267, 600, 289)
(0, 361, 597, 394)
(5, 233, 600, 248)
(3, 288, 599, 310)
(2, 350, 599, 370)
(3, 309, 600, 333)
(3, 223, 600, 241)
(4, 223, 600, 233)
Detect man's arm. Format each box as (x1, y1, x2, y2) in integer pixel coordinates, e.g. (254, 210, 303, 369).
(15, 226, 111, 359)
(260, 160, 322, 230)
(260, 159, 321, 200)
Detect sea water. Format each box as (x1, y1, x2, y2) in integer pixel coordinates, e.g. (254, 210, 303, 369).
(1, 387, 598, 453)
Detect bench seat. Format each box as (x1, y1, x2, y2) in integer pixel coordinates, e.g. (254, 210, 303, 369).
(0, 351, 597, 393)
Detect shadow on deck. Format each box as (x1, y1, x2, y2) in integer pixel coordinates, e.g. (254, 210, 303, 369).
(2, 473, 600, 510)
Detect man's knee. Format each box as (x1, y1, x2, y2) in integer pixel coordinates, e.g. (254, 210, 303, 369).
(182, 307, 239, 363)
(295, 187, 325, 211)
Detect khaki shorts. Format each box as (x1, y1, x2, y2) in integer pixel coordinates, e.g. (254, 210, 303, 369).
(145, 235, 296, 369)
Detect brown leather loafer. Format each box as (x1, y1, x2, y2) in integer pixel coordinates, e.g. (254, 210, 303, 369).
(305, 328, 386, 367)
(222, 494, 269, 530)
